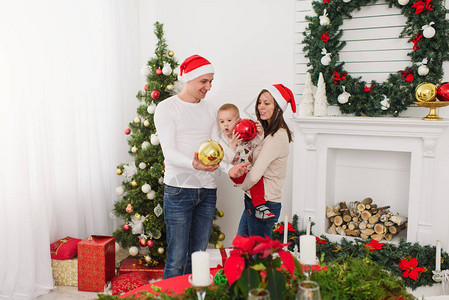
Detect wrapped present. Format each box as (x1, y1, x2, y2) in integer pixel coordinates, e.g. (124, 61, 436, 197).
(206, 248, 231, 268)
(78, 235, 115, 292)
(51, 258, 78, 286)
(50, 236, 82, 260)
(112, 272, 150, 295)
(119, 259, 164, 281)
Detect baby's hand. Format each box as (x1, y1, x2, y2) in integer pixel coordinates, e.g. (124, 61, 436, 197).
(230, 131, 242, 150)
(255, 121, 264, 136)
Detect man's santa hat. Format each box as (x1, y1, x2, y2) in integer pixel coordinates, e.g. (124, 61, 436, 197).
(265, 84, 296, 113)
(179, 55, 214, 82)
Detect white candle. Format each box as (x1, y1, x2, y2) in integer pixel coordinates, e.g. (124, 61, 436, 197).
(300, 235, 316, 265)
(191, 251, 210, 286)
(283, 214, 288, 244)
(306, 217, 311, 235)
(436, 240, 441, 272)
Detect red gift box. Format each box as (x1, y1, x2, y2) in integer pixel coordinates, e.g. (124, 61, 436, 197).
(119, 258, 164, 281)
(78, 235, 115, 292)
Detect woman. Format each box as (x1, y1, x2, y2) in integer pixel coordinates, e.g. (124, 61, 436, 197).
(236, 84, 295, 238)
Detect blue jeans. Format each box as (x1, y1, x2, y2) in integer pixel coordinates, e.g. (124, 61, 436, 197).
(163, 185, 217, 279)
(237, 194, 281, 239)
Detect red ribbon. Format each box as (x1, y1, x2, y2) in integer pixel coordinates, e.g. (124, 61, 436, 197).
(275, 222, 296, 234)
(401, 70, 414, 83)
(412, 0, 433, 14)
(364, 86, 373, 92)
(411, 33, 423, 50)
(333, 71, 348, 84)
(320, 32, 330, 43)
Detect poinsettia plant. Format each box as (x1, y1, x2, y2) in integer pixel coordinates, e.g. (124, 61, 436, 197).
(224, 235, 295, 299)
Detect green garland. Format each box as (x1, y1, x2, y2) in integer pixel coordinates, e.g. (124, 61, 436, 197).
(303, 0, 449, 116)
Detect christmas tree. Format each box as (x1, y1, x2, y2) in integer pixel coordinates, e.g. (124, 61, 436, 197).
(113, 22, 224, 267)
(314, 72, 328, 117)
(298, 72, 314, 117)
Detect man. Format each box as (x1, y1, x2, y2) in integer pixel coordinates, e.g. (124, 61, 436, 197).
(154, 54, 247, 279)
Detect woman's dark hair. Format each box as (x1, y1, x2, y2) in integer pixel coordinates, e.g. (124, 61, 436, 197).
(255, 89, 293, 142)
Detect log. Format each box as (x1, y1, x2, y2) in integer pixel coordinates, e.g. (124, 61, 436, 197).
(361, 197, 373, 205)
(342, 224, 347, 230)
(343, 213, 352, 223)
(384, 233, 393, 241)
(368, 215, 379, 224)
(347, 221, 359, 231)
(379, 214, 389, 223)
(361, 210, 372, 221)
(326, 206, 340, 218)
(374, 223, 386, 235)
(388, 223, 407, 235)
(384, 221, 394, 227)
(360, 228, 375, 236)
(327, 224, 337, 235)
(338, 201, 348, 211)
(336, 226, 346, 236)
(345, 229, 360, 237)
(334, 215, 343, 226)
(352, 217, 359, 223)
(359, 221, 368, 230)
(360, 233, 370, 240)
(390, 215, 407, 226)
(357, 203, 366, 212)
(371, 234, 385, 241)
(371, 206, 391, 215)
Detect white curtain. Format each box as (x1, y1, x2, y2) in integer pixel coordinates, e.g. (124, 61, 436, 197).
(0, 1, 141, 298)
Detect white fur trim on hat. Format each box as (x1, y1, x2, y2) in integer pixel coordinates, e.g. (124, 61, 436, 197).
(265, 86, 288, 111)
(179, 64, 214, 82)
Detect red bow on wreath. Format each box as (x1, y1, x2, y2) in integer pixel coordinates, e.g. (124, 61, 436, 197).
(411, 33, 423, 50)
(275, 222, 296, 234)
(412, 0, 433, 15)
(333, 71, 348, 84)
(401, 70, 414, 83)
(320, 32, 330, 43)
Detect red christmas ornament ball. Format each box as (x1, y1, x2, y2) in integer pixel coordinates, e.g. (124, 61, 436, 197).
(139, 238, 147, 247)
(151, 90, 161, 100)
(147, 240, 154, 248)
(156, 69, 162, 75)
(144, 84, 148, 91)
(123, 224, 130, 231)
(234, 119, 257, 141)
(437, 82, 449, 101)
(124, 128, 131, 135)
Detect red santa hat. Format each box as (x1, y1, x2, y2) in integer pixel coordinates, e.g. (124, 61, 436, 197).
(179, 55, 214, 82)
(265, 84, 296, 113)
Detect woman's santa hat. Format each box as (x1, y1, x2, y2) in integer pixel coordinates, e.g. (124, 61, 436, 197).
(265, 84, 296, 113)
(179, 55, 214, 82)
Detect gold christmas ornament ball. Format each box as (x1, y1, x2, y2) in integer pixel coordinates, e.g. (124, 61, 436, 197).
(218, 210, 224, 217)
(198, 139, 224, 166)
(157, 247, 165, 254)
(116, 168, 123, 175)
(168, 50, 174, 57)
(218, 233, 225, 241)
(415, 82, 437, 102)
(131, 180, 138, 187)
(144, 255, 152, 263)
(215, 241, 224, 249)
(134, 213, 141, 220)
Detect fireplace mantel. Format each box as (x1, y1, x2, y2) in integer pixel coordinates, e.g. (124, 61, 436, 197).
(291, 116, 449, 244)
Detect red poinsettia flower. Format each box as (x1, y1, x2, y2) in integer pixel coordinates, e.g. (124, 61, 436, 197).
(275, 222, 296, 234)
(320, 32, 330, 43)
(365, 239, 385, 251)
(364, 86, 374, 92)
(224, 255, 245, 286)
(398, 257, 426, 281)
(316, 237, 327, 244)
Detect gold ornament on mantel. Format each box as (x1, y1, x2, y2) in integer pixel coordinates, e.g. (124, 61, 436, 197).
(414, 82, 449, 120)
(198, 139, 224, 166)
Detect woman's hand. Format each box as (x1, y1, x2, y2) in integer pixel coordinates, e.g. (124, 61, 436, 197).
(192, 152, 220, 172)
(228, 162, 249, 178)
(230, 132, 242, 150)
(255, 121, 264, 136)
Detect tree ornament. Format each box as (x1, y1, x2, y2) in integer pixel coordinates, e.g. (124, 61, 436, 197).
(115, 242, 121, 253)
(147, 102, 157, 114)
(398, 0, 409, 5)
(343, 0, 351, 2)
(158, 177, 164, 185)
(150, 134, 160, 145)
(126, 203, 133, 213)
(166, 84, 174, 91)
(156, 69, 162, 75)
(130, 214, 146, 234)
(140, 65, 151, 77)
(234, 119, 257, 141)
(215, 241, 224, 249)
(154, 203, 163, 217)
(157, 247, 165, 254)
(129, 246, 139, 256)
(131, 180, 138, 187)
(123, 162, 138, 179)
(320, 48, 331, 66)
(124, 128, 131, 135)
(141, 141, 150, 149)
(337, 86, 351, 104)
(139, 237, 147, 247)
(123, 224, 130, 231)
(437, 82, 449, 101)
(131, 146, 138, 153)
(144, 255, 152, 263)
(151, 90, 161, 100)
(134, 213, 142, 220)
(141, 183, 151, 193)
(146, 190, 156, 200)
(198, 139, 224, 166)
(147, 240, 154, 248)
(115, 186, 124, 196)
(218, 210, 224, 217)
(162, 63, 172, 76)
(139, 162, 146, 170)
(422, 22, 435, 39)
(152, 229, 162, 239)
(214, 269, 228, 287)
(218, 232, 225, 241)
(418, 64, 429, 76)
(168, 50, 175, 57)
(144, 84, 148, 91)
(314, 72, 328, 116)
(143, 120, 150, 127)
(134, 116, 141, 123)
(415, 82, 437, 102)
(380, 95, 391, 110)
(116, 168, 123, 175)
(319, 9, 330, 26)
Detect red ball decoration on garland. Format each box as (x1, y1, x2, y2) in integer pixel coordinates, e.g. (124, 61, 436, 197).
(124, 128, 131, 135)
(156, 69, 162, 75)
(151, 90, 161, 100)
(437, 82, 449, 101)
(144, 84, 148, 91)
(234, 119, 257, 141)
(147, 240, 154, 248)
(123, 224, 130, 231)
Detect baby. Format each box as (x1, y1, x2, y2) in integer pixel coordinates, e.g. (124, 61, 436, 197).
(217, 103, 275, 221)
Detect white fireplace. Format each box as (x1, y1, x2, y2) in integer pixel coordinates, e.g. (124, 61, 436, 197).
(291, 116, 449, 244)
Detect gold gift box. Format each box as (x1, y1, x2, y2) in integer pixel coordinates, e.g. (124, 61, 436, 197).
(51, 258, 78, 286)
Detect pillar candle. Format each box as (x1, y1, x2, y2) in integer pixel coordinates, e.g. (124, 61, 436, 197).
(436, 240, 441, 272)
(191, 251, 210, 286)
(283, 214, 288, 244)
(306, 217, 311, 235)
(300, 235, 316, 265)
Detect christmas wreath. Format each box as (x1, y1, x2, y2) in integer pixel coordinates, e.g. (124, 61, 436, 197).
(303, 0, 449, 116)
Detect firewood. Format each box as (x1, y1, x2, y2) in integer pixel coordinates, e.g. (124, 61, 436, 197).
(384, 221, 394, 227)
(367, 223, 373, 229)
(339, 201, 348, 211)
(361, 210, 372, 221)
(374, 223, 386, 235)
(343, 213, 352, 223)
(390, 215, 407, 226)
(371, 206, 391, 215)
(345, 229, 360, 237)
(384, 233, 393, 241)
(360, 228, 375, 236)
(371, 234, 385, 241)
(352, 217, 359, 222)
(361, 197, 373, 205)
(379, 214, 389, 223)
(370, 204, 378, 209)
(347, 221, 359, 231)
(326, 206, 340, 218)
(360, 233, 370, 240)
(357, 203, 366, 212)
(388, 223, 407, 235)
(368, 216, 379, 224)
(330, 217, 335, 223)
(334, 215, 343, 226)
(336, 226, 346, 236)
(327, 223, 337, 235)
(342, 224, 347, 230)
(359, 221, 368, 230)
